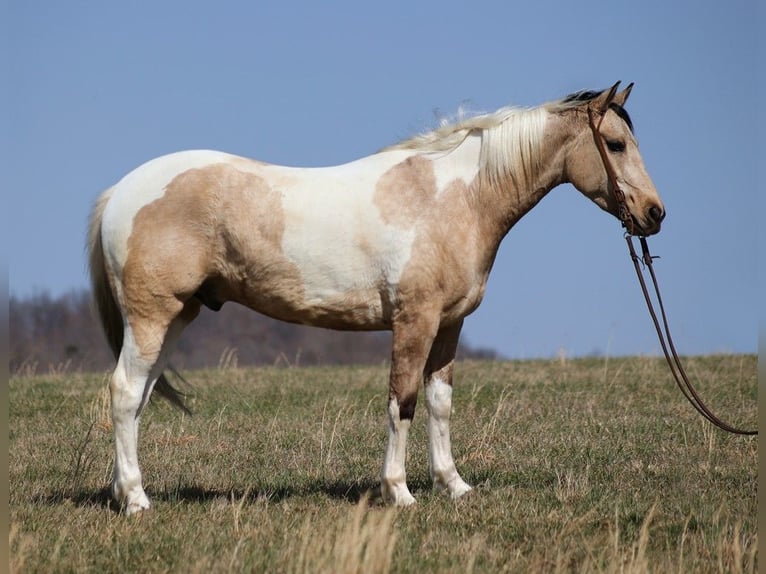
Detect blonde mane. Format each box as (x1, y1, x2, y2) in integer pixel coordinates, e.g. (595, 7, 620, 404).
(384, 95, 582, 191)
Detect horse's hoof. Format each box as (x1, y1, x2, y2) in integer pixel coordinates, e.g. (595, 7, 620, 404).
(121, 490, 151, 516)
(380, 482, 416, 506)
(125, 503, 150, 516)
(449, 481, 473, 499)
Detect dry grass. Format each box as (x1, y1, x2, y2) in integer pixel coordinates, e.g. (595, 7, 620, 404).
(9, 356, 757, 573)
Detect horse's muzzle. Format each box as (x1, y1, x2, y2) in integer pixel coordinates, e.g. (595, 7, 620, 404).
(641, 204, 665, 236)
(628, 204, 664, 236)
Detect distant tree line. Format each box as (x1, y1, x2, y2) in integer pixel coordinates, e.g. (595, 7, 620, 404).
(10, 290, 498, 374)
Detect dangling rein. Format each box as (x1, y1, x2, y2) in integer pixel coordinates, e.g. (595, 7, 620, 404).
(587, 106, 756, 436)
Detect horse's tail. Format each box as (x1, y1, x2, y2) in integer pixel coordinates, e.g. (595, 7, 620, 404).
(87, 188, 190, 413)
(87, 188, 122, 360)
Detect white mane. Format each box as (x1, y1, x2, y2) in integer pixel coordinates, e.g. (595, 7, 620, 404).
(384, 103, 553, 191)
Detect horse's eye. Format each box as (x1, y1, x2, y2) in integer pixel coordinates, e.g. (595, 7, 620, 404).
(606, 139, 626, 153)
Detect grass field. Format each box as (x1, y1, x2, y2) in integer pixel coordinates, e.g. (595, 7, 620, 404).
(9, 355, 757, 573)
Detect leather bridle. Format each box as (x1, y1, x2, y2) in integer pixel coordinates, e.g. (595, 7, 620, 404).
(587, 100, 757, 436)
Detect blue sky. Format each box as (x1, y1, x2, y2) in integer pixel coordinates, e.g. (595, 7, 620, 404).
(5, 0, 758, 358)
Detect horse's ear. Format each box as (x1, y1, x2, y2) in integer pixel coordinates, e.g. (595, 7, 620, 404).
(612, 82, 634, 107)
(592, 81, 621, 113)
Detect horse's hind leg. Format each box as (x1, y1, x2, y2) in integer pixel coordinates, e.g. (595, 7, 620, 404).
(109, 336, 154, 514)
(424, 320, 472, 498)
(110, 301, 199, 514)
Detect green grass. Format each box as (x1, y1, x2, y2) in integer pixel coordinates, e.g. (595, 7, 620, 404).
(10, 356, 757, 573)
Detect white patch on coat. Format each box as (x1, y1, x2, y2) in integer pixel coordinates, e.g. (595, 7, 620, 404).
(276, 150, 420, 317)
(429, 133, 482, 195)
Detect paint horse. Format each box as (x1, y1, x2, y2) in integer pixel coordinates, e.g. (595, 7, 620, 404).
(88, 82, 664, 514)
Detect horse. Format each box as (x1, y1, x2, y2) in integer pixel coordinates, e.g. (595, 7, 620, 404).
(88, 82, 664, 515)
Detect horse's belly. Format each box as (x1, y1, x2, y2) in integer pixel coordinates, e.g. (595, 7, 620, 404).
(241, 284, 390, 331)
(291, 290, 389, 330)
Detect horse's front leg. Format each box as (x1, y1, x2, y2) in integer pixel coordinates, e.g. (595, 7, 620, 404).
(381, 310, 439, 506)
(424, 320, 472, 498)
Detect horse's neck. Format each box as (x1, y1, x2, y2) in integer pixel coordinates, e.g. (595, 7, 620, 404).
(404, 119, 569, 266)
(473, 120, 569, 245)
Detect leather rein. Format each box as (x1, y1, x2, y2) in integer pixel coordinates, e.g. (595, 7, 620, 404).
(587, 105, 756, 436)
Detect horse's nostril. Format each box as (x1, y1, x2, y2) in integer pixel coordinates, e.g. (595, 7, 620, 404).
(648, 205, 665, 223)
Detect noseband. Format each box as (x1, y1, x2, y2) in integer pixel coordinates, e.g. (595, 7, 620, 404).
(587, 104, 756, 436)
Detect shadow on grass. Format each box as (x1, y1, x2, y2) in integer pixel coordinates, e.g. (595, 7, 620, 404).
(35, 476, 429, 513)
(157, 479, 381, 506)
(33, 487, 119, 512)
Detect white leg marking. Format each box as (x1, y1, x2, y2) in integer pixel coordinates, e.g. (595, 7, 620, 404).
(110, 333, 154, 515)
(381, 399, 416, 506)
(425, 377, 472, 499)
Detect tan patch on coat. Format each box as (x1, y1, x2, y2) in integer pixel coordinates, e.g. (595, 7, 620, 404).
(374, 158, 494, 317)
(374, 156, 438, 227)
(121, 163, 299, 357)
(396, 176, 491, 320)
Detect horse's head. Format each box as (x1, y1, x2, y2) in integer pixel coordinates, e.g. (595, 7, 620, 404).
(563, 82, 664, 236)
